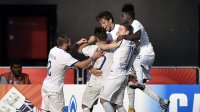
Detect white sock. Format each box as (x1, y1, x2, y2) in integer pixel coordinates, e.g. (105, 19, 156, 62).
(142, 85, 161, 102)
(117, 106, 127, 112)
(83, 108, 90, 112)
(133, 61, 143, 83)
(102, 102, 115, 112)
(127, 86, 135, 109)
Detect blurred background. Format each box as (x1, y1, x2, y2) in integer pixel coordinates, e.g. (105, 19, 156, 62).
(0, 0, 199, 67)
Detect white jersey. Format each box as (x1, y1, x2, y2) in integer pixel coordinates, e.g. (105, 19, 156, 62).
(110, 39, 133, 76)
(82, 45, 113, 79)
(131, 20, 154, 53)
(42, 47, 78, 92)
(106, 24, 120, 42)
(106, 24, 120, 52)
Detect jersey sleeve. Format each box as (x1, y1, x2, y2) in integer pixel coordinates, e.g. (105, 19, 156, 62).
(62, 53, 78, 67)
(82, 45, 98, 57)
(132, 21, 143, 33)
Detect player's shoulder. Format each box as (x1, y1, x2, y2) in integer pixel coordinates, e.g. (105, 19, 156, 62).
(132, 20, 142, 26)
(131, 20, 144, 29)
(115, 24, 120, 27)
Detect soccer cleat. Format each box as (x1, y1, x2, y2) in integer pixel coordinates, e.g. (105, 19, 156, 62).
(160, 99, 170, 112)
(128, 82, 145, 90)
(128, 108, 135, 112)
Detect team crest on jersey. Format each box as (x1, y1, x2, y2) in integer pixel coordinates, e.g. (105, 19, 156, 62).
(64, 95, 77, 112)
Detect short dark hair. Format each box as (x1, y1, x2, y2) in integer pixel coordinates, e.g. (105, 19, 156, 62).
(122, 3, 135, 19)
(121, 23, 133, 35)
(94, 27, 107, 41)
(56, 34, 71, 47)
(10, 60, 22, 68)
(96, 11, 114, 23)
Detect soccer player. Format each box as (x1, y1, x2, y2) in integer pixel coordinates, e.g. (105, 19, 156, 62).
(80, 27, 114, 112)
(119, 3, 170, 112)
(97, 24, 134, 112)
(41, 35, 103, 112)
(96, 11, 137, 112)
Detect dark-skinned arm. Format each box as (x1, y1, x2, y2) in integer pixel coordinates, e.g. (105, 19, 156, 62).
(117, 30, 141, 42)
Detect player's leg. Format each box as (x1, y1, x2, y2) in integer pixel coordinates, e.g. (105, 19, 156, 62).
(127, 85, 135, 112)
(127, 72, 136, 112)
(142, 84, 170, 112)
(133, 54, 144, 84)
(48, 91, 65, 112)
(100, 75, 127, 112)
(82, 78, 102, 112)
(41, 88, 65, 112)
(142, 54, 169, 111)
(100, 98, 115, 112)
(131, 53, 170, 111)
(110, 76, 128, 112)
(41, 89, 50, 112)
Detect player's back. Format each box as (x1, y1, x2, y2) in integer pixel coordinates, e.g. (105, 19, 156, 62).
(92, 52, 113, 79)
(82, 45, 113, 79)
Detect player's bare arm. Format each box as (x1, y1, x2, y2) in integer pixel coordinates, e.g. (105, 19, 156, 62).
(78, 36, 96, 54)
(117, 29, 141, 42)
(96, 41, 122, 50)
(89, 67, 103, 77)
(73, 50, 103, 68)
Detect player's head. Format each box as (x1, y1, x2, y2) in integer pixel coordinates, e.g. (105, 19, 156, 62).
(117, 24, 133, 36)
(94, 27, 107, 42)
(10, 60, 22, 77)
(56, 34, 71, 51)
(96, 11, 114, 32)
(120, 3, 135, 24)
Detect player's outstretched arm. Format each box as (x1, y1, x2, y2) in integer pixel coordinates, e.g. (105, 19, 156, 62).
(96, 41, 121, 50)
(73, 50, 103, 68)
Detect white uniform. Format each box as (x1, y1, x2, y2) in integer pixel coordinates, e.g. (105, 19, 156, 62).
(82, 45, 113, 108)
(131, 20, 155, 82)
(41, 46, 78, 112)
(100, 39, 133, 105)
(107, 24, 120, 42)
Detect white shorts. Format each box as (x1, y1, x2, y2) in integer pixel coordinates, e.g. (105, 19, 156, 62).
(82, 77, 102, 108)
(41, 88, 64, 112)
(100, 75, 128, 105)
(133, 50, 155, 80)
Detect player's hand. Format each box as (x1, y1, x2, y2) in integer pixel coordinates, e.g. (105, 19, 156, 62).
(116, 35, 124, 42)
(76, 38, 87, 45)
(90, 68, 102, 77)
(88, 35, 96, 44)
(91, 50, 103, 60)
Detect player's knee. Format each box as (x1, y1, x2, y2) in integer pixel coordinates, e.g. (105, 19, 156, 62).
(100, 98, 106, 104)
(115, 104, 123, 109)
(111, 103, 117, 109)
(82, 104, 89, 109)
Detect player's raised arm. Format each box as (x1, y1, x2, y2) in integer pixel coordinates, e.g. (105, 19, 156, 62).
(73, 50, 103, 68)
(78, 35, 96, 54)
